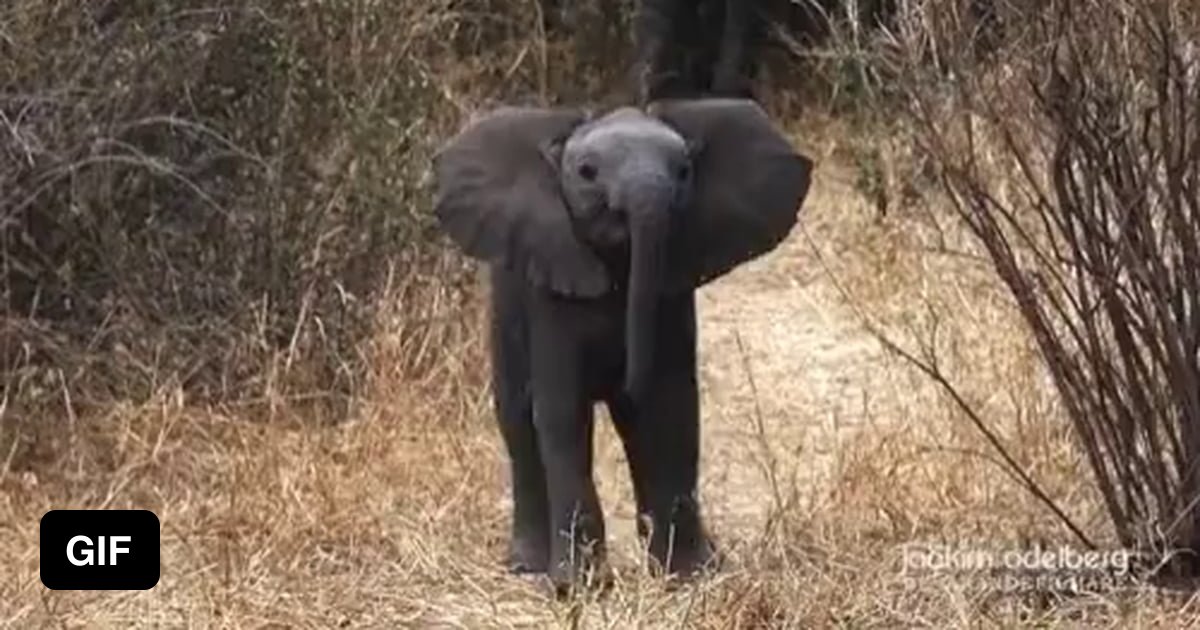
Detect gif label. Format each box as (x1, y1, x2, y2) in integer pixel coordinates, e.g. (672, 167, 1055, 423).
(40, 510, 160, 590)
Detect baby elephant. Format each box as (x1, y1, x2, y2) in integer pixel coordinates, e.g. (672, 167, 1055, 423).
(433, 99, 812, 589)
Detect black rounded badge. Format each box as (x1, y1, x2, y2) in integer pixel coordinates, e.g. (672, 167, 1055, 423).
(40, 510, 161, 590)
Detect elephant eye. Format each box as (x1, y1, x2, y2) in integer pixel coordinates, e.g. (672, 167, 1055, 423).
(578, 163, 598, 182)
(675, 163, 691, 181)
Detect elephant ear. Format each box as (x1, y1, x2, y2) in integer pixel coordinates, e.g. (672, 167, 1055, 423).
(433, 107, 612, 297)
(650, 99, 814, 291)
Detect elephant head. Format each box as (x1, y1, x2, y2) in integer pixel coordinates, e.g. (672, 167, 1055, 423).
(433, 99, 813, 400)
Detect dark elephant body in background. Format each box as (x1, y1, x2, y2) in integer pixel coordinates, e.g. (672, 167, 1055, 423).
(536, 0, 765, 102)
(543, 0, 1002, 104)
(633, 0, 766, 101)
(433, 100, 812, 589)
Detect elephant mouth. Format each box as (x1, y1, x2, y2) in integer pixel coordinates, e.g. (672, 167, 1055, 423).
(577, 208, 632, 259)
(597, 213, 631, 247)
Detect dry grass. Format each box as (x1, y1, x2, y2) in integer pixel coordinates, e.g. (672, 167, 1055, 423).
(4, 116, 1200, 627)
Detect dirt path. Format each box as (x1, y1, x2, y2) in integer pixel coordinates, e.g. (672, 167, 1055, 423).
(591, 147, 889, 563)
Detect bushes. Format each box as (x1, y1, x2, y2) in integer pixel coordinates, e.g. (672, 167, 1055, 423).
(1, 1, 608, 420)
(883, 0, 1200, 572)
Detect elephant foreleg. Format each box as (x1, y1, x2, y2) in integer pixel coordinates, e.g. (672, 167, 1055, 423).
(530, 311, 606, 590)
(637, 295, 715, 576)
(490, 269, 550, 573)
(639, 366, 714, 576)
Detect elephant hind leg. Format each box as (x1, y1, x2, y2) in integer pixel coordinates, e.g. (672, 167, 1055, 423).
(711, 0, 762, 98)
(633, 0, 702, 102)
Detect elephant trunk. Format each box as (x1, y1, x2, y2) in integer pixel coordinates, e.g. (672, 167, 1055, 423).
(624, 199, 669, 402)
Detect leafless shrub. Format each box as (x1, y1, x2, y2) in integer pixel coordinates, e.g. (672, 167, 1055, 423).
(883, 0, 1200, 573)
(3, 3, 435, 414)
(0, 1, 640, 436)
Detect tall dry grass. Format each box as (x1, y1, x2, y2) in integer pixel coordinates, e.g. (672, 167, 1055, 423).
(1, 0, 636, 466)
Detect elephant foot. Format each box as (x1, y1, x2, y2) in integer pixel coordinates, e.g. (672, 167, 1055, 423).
(646, 497, 719, 578)
(661, 534, 718, 578)
(548, 541, 610, 599)
(547, 511, 608, 595)
(506, 529, 550, 574)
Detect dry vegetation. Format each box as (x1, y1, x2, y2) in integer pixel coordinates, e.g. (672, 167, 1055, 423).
(880, 0, 1200, 571)
(3, 0, 1200, 628)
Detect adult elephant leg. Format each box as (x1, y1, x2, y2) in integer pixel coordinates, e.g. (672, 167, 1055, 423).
(490, 269, 549, 573)
(538, 0, 565, 31)
(606, 395, 652, 541)
(530, 298, 606, 591)
(712, 0, 760, 98)
(639, 292, 715, 576)
(633, 0, 689, 102)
